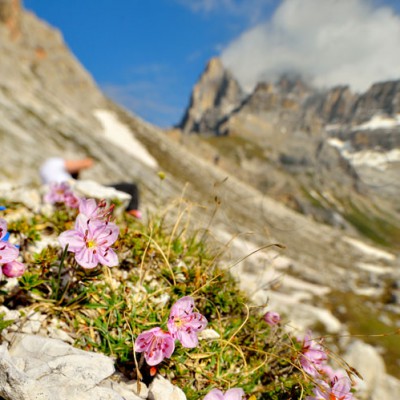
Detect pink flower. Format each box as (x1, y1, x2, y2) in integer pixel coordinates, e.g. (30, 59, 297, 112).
(167, 296, 208, 348)
(306, 375, 353, 400)
(0, 219, 19, 265)
(298, 331, 328, 377)
(44, 182, 80, 208)
(0, 219, 26, 279)
(79, 198, 114, 222)
(64, 192, 80, 208)
(204, 388, 245, 400)
(59, 214, 119, 269)
(264, 311, 281, 326)
(134, 327, 175, 366)
(2, 260, 26, 278)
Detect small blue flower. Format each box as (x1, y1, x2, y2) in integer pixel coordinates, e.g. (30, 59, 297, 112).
(1, 231, 10, 242)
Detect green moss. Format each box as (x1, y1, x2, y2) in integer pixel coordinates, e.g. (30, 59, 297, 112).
(205, 135, 267, 162)
(342, 200, 400, 249)
(327, 291, 400, 379)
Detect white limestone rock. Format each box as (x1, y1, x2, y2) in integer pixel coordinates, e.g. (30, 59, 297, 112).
(344, 340, 400, 400)
(100, 380, 144, 400)
(0, 182, 42, 213)
(0, 343, 48, 400)
(148, 375, 187, 400)
(0, 334, 188, 400)
(0, 334, 120, 400)
(71, 179, 131, 216)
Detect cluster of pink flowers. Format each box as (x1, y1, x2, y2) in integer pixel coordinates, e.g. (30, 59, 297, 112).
(298, 331, 354, 400)
(298, 331, 328, 376)
(0, 218, 26, 279)
(58, 198, 119, 269)
(307, 372, 354, 400)
(134, 296, 208, 366)
(44, 182, 80, 208)
(204, 388, 245, 400)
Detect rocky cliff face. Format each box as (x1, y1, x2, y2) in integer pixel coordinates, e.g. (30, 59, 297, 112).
(181, 60, 400, 135)
(180, 57, 243, 134)
(178, 58, 400, 235)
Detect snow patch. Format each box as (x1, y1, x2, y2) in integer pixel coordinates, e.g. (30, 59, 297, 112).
(352, 114, 400, 131)
(94, 109, 158, 169)
(343, 237, 396, 261)
(355, 262, 393, 275)
(327, 138, 400, 170)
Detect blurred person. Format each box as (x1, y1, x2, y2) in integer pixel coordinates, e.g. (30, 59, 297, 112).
(40, 157, 141, 218)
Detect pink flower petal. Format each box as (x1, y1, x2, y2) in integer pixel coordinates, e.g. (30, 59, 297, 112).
(134, 327, 175, 366)
(79, 198, 98, 218)
(75, 247, 99, 269)
(0, 242, 19, 264)
(203, 388, 245, 400)
(94, 222, 119, 245)
(58, 213, 119, 269)
(167, 296, 207, 348)
(264, 311, 281, 326)
(203, 389, 225, 400)
(58, 230, 85, 252)
(176, 329, 199, 348)
(0, 219, 7, 240)
(224, 388, 246, 400)
(170, 295, 195, 316)
(97, 248, 118, 267)
(2, 260, 26, 278)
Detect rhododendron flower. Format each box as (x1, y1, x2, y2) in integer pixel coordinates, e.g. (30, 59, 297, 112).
(306, 375, 353, 400)
(204, 388, 245, 400)
(134, 327, 175, 366)
(79, 198, 114, 222)
(298, 331, 328, 377)
(2, 260, 26, 278)
(167, 296, 207, 348)
(44, 182, 80, 208)
(58, 214, 119, 269)
(264, 311, 281, 326)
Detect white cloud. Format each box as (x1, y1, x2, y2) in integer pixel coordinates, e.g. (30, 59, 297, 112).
(221, 0, 400, 92)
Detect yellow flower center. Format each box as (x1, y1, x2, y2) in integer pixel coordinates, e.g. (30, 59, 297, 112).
(174, 317, 183, 328)
(86, 240, 96, 248)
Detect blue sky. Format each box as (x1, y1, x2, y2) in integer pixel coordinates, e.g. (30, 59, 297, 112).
(24, 0, 400, 128)
(24, 0, 279, 127)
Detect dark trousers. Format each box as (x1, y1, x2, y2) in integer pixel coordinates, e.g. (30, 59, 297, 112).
(110, 182, 139, 211)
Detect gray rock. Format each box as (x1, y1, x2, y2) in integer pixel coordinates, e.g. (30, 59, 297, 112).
(148, 375, 186, 400)
(0, 334, 188, 400)
(0, 343, 47, 400)
(100, 380, 143, 400)
(8, 334, 116, 398)
(0, 334, 121, 400)
(344, 340, 400, 400)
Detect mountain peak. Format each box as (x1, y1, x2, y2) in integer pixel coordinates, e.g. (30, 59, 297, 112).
(204, 56, 224, 76)
(179, 57, 243, 134)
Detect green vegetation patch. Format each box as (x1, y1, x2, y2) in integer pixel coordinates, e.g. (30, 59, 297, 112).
(0, 198, 359, 399)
